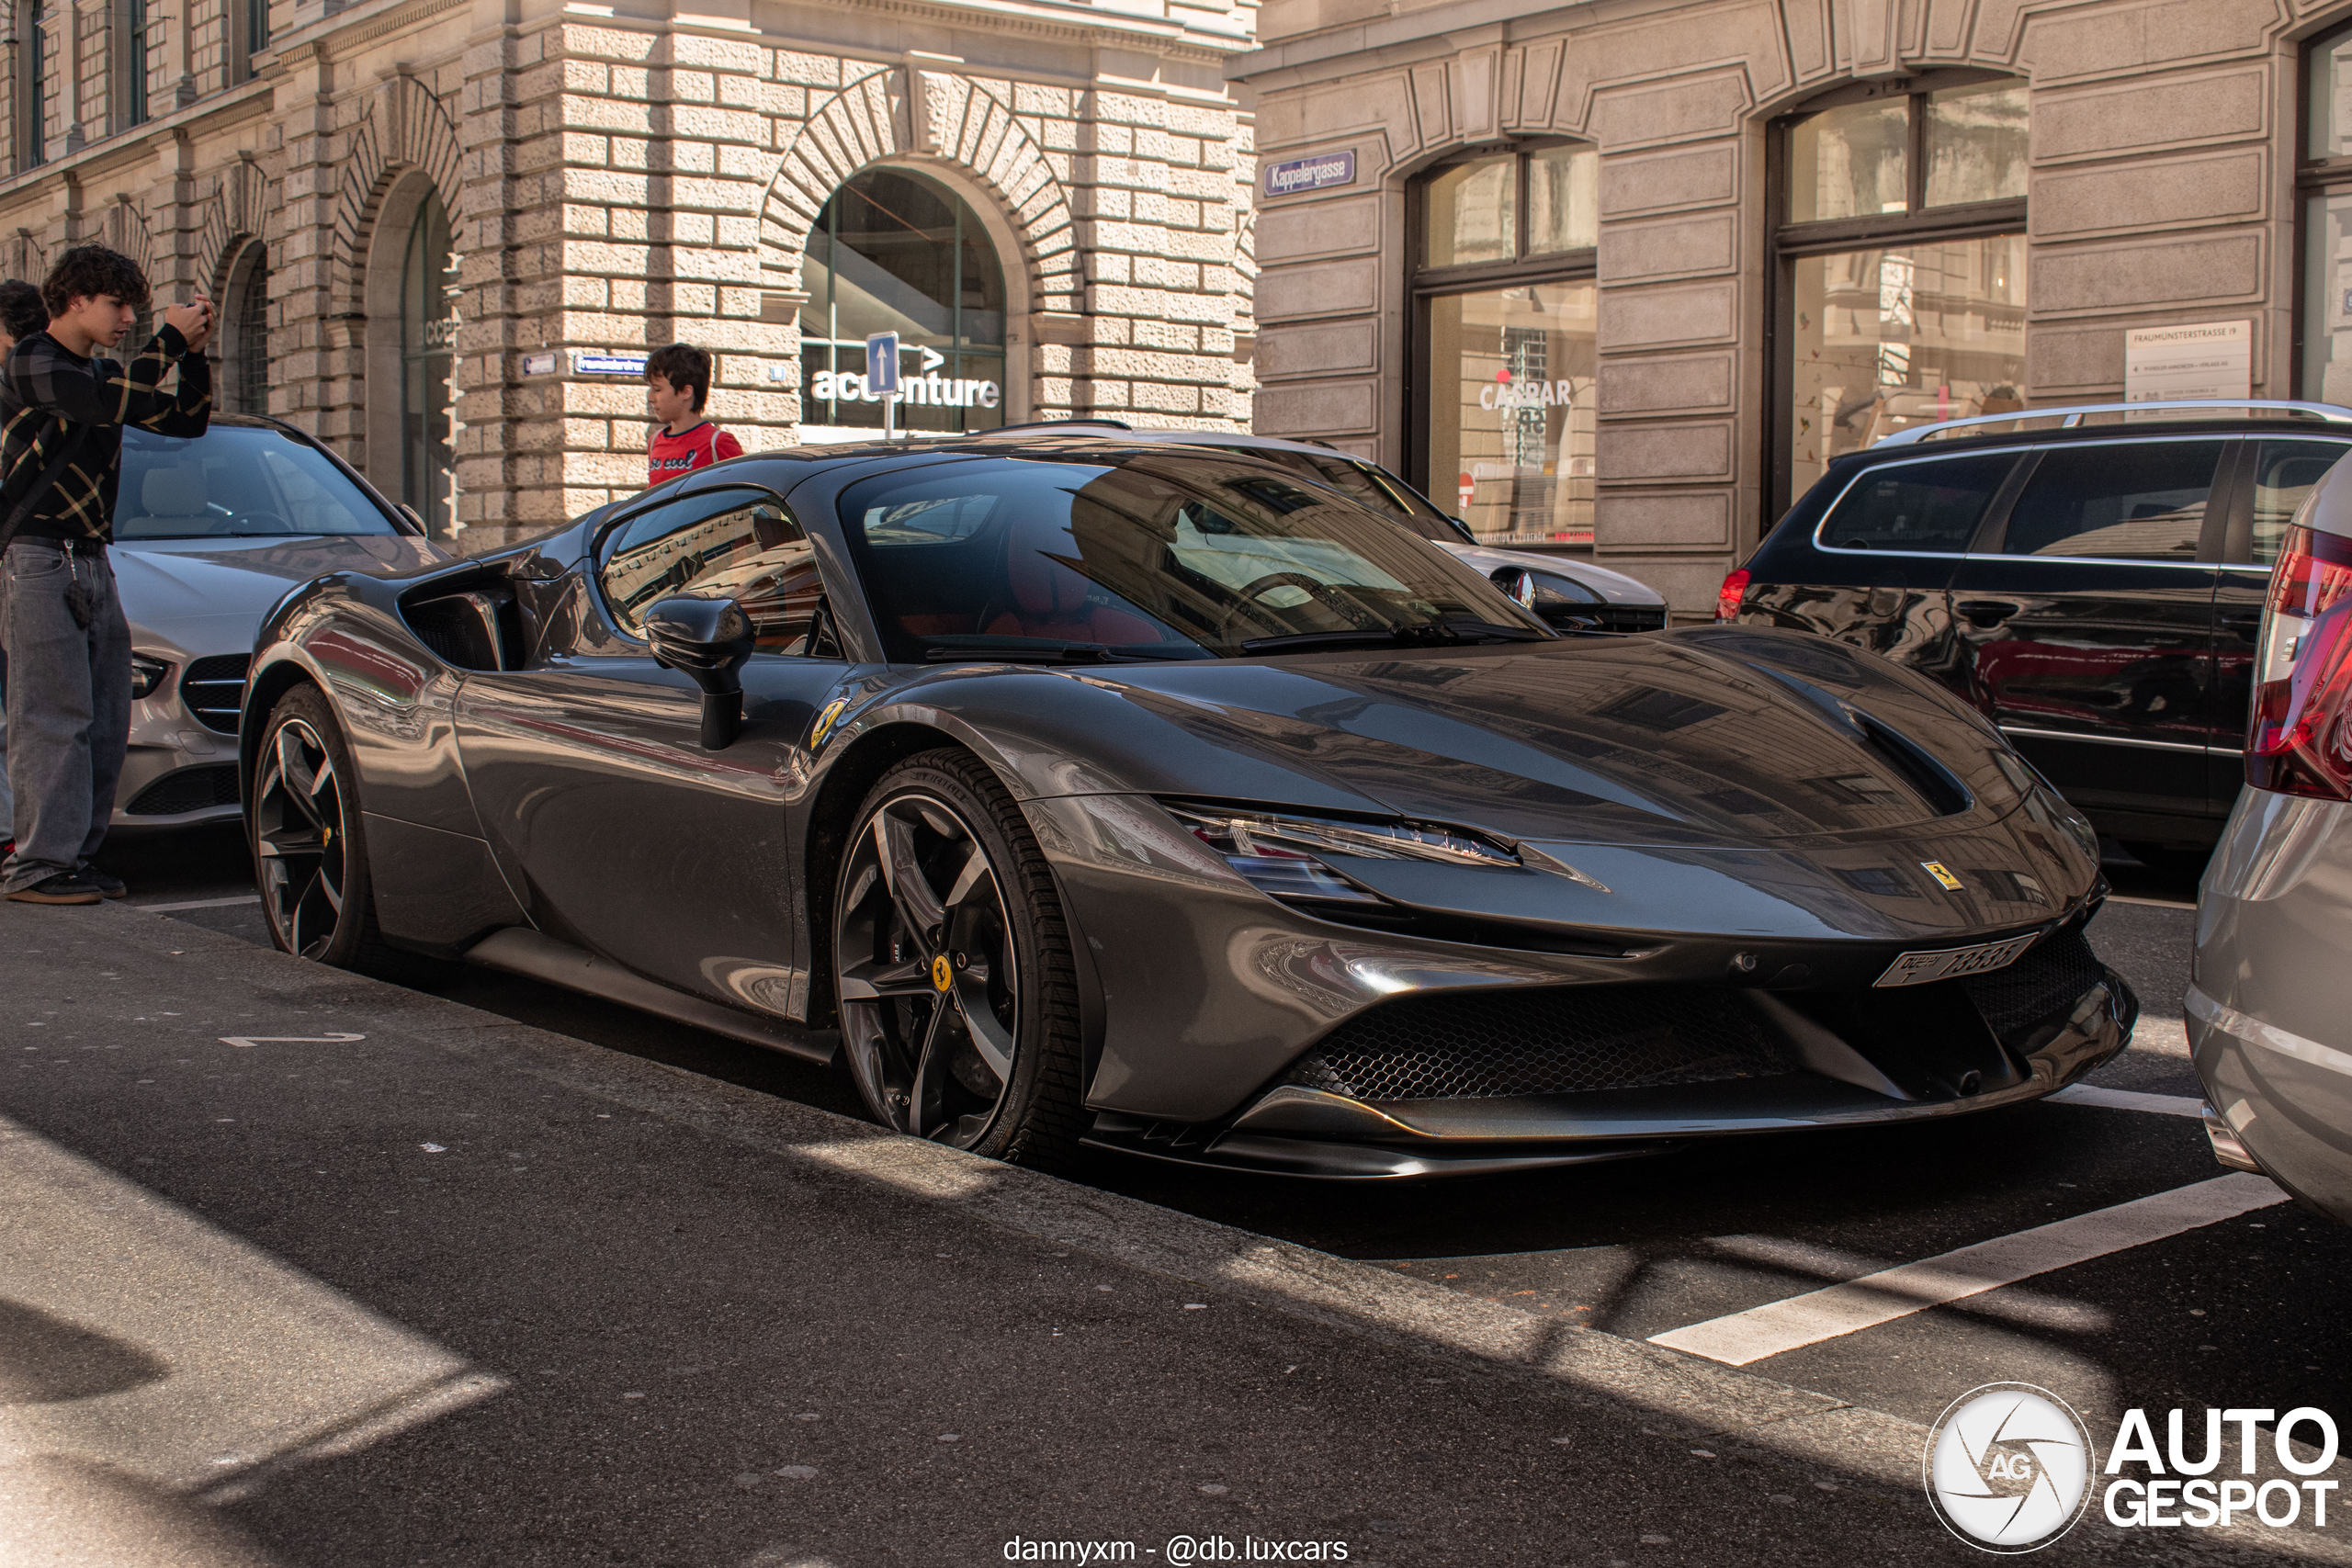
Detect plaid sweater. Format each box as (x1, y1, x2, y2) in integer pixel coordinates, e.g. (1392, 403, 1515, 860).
(0, 324, 211, 546)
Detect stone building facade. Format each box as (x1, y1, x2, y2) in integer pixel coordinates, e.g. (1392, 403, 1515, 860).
(0, 0, 1258, 547)
(1234, 0, 2352, 613)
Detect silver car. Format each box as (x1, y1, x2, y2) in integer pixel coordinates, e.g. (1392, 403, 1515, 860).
(105, 416, 448, 829)
(2194, 450, 2352, 1219)
(966, 423, 1670, 634)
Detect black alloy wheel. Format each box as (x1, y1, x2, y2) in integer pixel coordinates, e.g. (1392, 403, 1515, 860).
(832, 750, 1085, 1167)
(250, 685, 403, 975)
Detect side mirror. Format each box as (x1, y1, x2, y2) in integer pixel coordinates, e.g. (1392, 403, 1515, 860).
(1492, 567, 1604, 633)
(643, 594, 755, 749)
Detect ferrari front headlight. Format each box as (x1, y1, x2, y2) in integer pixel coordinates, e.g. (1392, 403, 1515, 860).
(1160, 800, 1519, 905)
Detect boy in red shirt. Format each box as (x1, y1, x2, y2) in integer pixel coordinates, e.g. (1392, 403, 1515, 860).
(645, 343, 742, 487)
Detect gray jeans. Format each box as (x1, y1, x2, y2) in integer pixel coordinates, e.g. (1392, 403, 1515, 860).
(0, 541, 130, 890)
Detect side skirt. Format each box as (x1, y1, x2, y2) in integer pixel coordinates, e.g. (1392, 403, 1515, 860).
(464, 928, 838, 1066)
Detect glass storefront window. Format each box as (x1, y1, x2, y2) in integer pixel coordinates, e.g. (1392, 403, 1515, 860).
(1777, 77, 2028, 512)
(1427, 283, 1597, 547)
(799, 169, 1007, 436)
(1424, 155, 1515, 268)
(1787, 236, 2027, 494)
(1788, 99, 1906, 223)
(1924, 83, 2029, 208)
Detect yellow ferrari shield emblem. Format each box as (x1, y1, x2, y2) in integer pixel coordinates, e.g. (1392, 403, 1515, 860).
(1920, 861, 1963, 891)
(932, 954, 954, 991)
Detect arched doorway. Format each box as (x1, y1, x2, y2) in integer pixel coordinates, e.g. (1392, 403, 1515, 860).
(218, 239, 268, 414)
(400, 191, 458, 536)
(797, 168, 1007, 438)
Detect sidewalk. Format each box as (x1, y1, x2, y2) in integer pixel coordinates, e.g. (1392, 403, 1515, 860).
(0, 901, 2233, 1566)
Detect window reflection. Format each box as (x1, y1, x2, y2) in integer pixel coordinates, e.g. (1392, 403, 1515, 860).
(600, 493, 823, 651)
(1427, 283, 1596, 547)
(1788, 237, 2027, 494)
(1788, 100, 1907, 223)
(1526, 146, 1599, 254)
(1424, 155, 1515, 268)
(1924, 84, 2029, 208)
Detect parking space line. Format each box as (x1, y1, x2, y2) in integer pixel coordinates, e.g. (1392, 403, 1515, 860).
(1646, 1172, 2285, 1366)
(137, 895, 263, 912)
(2048, 1083, 2204, 1118)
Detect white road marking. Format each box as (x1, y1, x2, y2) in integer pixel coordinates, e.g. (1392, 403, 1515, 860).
(1646, 1172, 2285, 1366)
(2048, 1083, 2204, 1118)
(139, 895, 263, 912)
(218, 1034, 367, 1049)
(2106, 893, 2194, 910)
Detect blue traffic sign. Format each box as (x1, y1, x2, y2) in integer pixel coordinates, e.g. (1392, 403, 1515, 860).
(866, 332, 900, 393)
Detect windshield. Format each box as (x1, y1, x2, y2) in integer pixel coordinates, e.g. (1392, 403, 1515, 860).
(839, 451, 1550, 662)
(117, 424, 401, 540)
(1221, 446, 1462, 543)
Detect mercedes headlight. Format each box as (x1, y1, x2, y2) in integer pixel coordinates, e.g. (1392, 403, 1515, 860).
(1161, 800, 1518, 905)
(130, 653, 172, 700)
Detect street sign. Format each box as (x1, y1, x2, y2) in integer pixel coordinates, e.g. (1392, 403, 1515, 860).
(866, 332, 900, 393)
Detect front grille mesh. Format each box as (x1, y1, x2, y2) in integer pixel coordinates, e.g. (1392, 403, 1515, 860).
(1283, 985, 1795, 1101)
(121, 763, 241, 816)
(178, 654, 250, 735)
(1962, 926, 2107, 1039)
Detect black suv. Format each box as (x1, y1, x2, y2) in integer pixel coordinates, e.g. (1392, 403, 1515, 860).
(1722, 401, 2352, 871)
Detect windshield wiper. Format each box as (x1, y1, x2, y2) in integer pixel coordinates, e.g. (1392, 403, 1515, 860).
(1240, 618, 1552, 655)
(922, 635, 1177, 664)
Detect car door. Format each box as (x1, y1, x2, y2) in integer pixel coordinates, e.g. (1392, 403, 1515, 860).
(2213, 436, 2352, 816)
(453, 484, 853, 1010)
(1768, 448, 2020, 680)
(1942, 436, 2229, 842)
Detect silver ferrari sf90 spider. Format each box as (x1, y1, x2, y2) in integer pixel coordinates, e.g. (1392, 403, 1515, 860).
(241, 435, 2134, 1178)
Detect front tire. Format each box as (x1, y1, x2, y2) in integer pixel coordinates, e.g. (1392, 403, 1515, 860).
(832, 749, 1086, 1168)
(249, 685, 403, 976)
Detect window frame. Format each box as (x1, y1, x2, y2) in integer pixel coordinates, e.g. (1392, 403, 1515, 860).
(1404, 138, 1599, 502)
(2296, 21, 2352, 400)
(1766, 70, 2030, 524)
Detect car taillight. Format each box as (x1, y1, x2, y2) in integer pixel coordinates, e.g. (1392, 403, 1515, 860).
(1715, 568, 1750, 623)
(2248, 523, 2352, 799)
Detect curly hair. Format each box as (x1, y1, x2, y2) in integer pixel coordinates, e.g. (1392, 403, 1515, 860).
(0, 278, 45, 344)
(646, 342, 713, 412)
(40, 244, 151, 318)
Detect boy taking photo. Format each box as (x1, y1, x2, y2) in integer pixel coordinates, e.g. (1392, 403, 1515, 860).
(645, 343, 741, 488)
(0, 244, 212, 905)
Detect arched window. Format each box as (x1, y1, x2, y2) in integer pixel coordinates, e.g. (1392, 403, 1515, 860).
(220, 241, 267, 414)
(1773, 74, 2029, 511)
(1409, 141, 1599, 548)
(400, 192, 458, 536)
(2302, 26, 2352, 402)
(797, 169, 1006, 437)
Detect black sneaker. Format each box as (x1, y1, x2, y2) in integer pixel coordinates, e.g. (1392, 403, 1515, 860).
(81, 868, 126, 900)
(6, 872, 104, 905)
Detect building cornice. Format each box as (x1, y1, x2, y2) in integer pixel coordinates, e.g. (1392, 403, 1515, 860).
(1230, 0, 1596, 81)
(0, 79, 274, 209)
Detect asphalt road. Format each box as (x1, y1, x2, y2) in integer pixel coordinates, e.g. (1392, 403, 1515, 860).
(66, 825, 2352, 1561)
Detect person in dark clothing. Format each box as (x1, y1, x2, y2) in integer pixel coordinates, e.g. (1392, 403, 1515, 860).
(0, 280, 43, 351)
(0, 277, 45, 858)
(0, 245, 211, 904)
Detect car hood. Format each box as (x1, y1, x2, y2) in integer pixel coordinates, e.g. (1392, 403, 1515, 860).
(114, 535, 448, 649)
(944, 626, 2038, 852)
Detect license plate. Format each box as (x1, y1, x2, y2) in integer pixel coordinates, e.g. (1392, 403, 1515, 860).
(1873, 933, 2039, 988)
